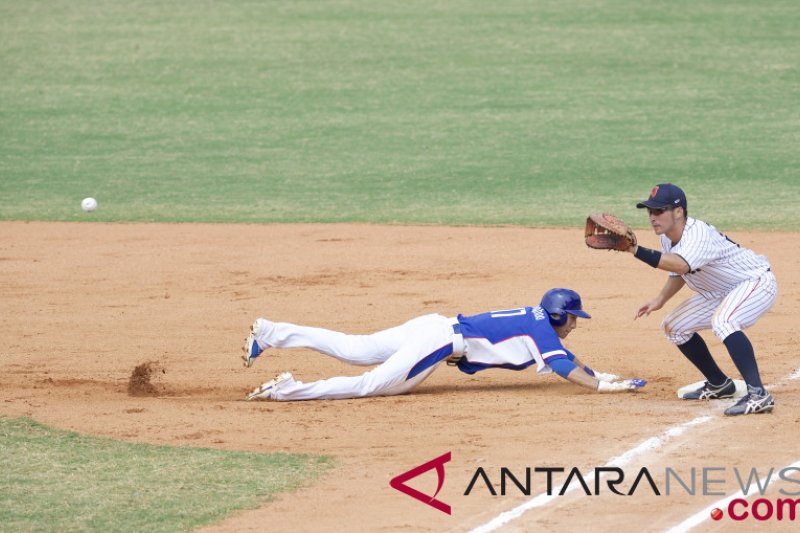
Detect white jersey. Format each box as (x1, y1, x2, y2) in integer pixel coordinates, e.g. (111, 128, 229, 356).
(660, 217, 771, 298)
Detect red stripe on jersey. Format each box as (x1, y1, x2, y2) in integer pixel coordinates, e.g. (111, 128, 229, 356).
(724, 277, 762, 323)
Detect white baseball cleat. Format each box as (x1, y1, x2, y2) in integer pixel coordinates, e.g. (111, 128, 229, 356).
(242, 318, 269, 368)
(247, 372, 294, 401)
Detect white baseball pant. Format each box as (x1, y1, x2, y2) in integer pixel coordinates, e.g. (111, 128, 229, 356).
(662, 270, 777, 345)
(253, 313, 461, 400)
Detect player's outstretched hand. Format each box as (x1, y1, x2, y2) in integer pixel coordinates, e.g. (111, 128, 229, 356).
(597, 378, 647, 392)
(593, 371, 620, 382)
(634, 298, 664, 320)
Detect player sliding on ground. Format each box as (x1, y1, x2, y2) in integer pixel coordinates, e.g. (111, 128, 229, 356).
(240, 288, 646, 401)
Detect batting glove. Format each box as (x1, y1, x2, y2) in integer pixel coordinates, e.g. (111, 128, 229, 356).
(583, 367, 620, 383)
(593, 371, 621, 383)
(597, 378, 647, 392)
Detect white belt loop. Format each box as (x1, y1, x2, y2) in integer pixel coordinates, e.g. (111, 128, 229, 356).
(450, 318, 466, 358)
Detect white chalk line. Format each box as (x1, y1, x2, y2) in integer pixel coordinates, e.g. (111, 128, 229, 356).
(777, 366, 800, 385)
(469, 415, 714, 533)
(664, 460, 800, 533)
(469, 367, 800, 533)
(664, 367, 800, 532)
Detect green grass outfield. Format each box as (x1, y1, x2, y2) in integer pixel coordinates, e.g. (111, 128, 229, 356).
(0, 1, 797, 530)
(0, 417, 332, 532)
(1, 0, 798, 228)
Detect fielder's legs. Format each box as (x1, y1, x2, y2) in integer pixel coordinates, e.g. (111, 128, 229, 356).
(662, 294, 729, 385)
(711, 271, 777, 390)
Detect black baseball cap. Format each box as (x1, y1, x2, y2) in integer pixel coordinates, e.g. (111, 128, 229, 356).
(636, 183, 687, 210)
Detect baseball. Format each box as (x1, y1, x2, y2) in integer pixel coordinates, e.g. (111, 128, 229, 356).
(81, 197, 97, 212)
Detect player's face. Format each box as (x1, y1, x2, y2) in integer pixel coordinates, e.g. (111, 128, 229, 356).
(647, 207, 679, 235)
(554, 314, 578, 338)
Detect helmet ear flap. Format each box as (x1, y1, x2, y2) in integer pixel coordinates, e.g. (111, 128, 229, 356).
(549, 312, 567, 327)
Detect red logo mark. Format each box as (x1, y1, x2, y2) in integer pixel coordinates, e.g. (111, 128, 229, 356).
(711, 507, 723, 520)
(650, 185, 660, 198)
(390, 452, 452, 515)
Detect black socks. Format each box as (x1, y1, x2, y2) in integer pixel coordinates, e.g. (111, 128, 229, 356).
(723, 330, 764, 390)
(677, 333, 729, 386)
(677, 331, 765, 390)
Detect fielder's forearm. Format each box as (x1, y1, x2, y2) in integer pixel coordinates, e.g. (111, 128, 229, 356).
(632, 245, 691, 275)
(657, 275, 686, 303)
(656, 252, 691, 274)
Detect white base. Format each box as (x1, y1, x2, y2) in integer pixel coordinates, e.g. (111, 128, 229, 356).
(676, 379, 747, 399)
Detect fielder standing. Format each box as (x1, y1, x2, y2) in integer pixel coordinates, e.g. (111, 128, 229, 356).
(629, 183, 777, 416)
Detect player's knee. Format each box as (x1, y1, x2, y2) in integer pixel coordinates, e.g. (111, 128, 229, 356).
(662, 318, 690, 345)
(711, 312, 736, 341)
(660, 317, 678, 339)
(356, 377, 383, 397)
(355, 370, 399, 397)
(661, 309, 686, 334)
(712, 321, 736, 341)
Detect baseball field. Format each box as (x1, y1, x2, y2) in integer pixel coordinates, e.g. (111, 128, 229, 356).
(2, 1, 799, 532)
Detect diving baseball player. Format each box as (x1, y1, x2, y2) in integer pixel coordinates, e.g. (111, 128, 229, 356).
(241, 288, 646, 401)
(630, 184, 777, 416)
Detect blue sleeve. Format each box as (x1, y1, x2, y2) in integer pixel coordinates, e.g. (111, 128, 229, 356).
(563, 349, 595, 376)
(547, 356, 578, 379)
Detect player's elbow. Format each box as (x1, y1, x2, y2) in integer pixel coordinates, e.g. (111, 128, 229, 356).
(547, 357, 577, 379)
(674, 263, 690, 275)
(661, 254, 690, 275)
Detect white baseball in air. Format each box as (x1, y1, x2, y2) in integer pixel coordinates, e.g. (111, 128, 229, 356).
(81, 197, 98, 212)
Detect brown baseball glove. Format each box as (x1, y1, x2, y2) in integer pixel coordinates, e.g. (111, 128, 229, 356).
(585, 213, 637, 251)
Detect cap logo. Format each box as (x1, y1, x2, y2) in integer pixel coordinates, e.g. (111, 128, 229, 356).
(650, 185, 659, 198)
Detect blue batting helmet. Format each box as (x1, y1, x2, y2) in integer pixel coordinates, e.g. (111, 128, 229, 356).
(540, 288, 591, 327)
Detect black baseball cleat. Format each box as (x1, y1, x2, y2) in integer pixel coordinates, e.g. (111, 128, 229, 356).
(724, 386, 775, 416)
(680, 378, 737, 400)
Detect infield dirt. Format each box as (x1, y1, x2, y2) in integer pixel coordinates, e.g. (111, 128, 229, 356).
(1, 222, 797, 532)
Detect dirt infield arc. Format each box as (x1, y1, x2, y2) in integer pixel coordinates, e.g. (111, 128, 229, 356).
(1, 222, 798, 532)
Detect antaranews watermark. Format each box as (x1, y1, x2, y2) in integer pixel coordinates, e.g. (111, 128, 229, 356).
(390, 452, 800, 521)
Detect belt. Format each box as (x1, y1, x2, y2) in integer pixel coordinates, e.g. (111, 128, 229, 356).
(448, 320, 466, 365)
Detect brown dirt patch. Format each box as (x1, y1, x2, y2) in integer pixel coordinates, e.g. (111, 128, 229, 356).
(127, 360, 164, 396)
(1, 221, 798, 532)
